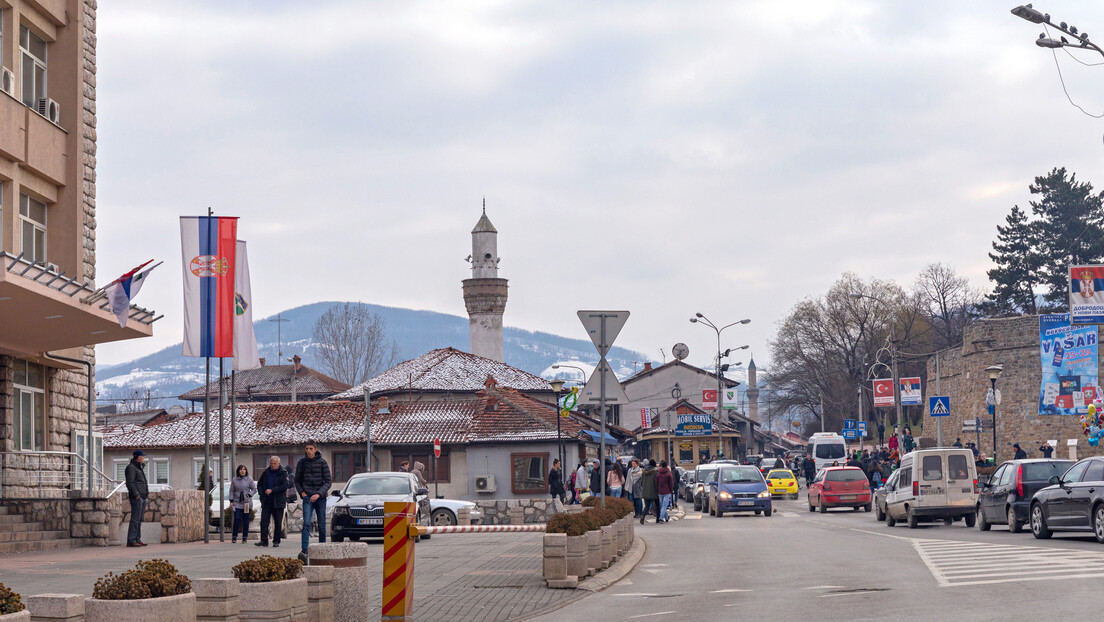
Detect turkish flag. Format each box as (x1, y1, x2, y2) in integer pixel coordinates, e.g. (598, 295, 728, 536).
(872, 379, 895, 407)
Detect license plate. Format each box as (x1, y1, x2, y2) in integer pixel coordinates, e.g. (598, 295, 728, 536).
(841, 495, 857, 500)
(737, 501, 755, 506)
(357, 518, 383, 526)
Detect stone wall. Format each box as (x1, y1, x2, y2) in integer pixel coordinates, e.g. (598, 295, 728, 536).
(924, 315, 1104, 462)
(81, 0, 98, 286)
(474, 498, 557, 525)
(0, 499, 70, 533)
(117, 489, 206, 543)
(70, 496, 120, 546)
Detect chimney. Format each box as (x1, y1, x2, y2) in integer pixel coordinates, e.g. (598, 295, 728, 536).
(293, 355, 302, 372)
(259, 358, 266, 367)
(643, 362, 652, 372)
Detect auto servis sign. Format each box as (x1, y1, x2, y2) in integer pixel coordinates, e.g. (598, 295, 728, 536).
(676, 414, 713, 437)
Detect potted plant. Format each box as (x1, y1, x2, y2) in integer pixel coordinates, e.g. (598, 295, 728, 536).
(233, 555, 308, 620)
(86, 559, 194, 622)
(0, 583, 28, 622)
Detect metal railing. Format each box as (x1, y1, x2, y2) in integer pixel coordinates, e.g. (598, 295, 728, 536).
(0, 451, 123, 499)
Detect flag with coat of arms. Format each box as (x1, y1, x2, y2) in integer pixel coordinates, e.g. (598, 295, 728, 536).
(104, 260, 160, 327)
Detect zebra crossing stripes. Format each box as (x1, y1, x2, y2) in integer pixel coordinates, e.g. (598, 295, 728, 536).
(912, 537, 1104, 587)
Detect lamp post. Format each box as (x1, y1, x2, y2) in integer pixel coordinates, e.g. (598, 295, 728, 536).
(1011, 5, 1104, 59)
(551, 364, 587, 387)
(986, 365, 1003, 462)
(691, 314, 751, 460)
(850, 293, 904, 454)
(550, 379, 565, 468)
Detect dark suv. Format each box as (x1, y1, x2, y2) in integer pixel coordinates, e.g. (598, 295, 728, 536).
(976, 458, 1072, 533)
(1029, 456, 1104, 542)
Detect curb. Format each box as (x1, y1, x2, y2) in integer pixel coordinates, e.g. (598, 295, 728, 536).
(577, 536, 647, 593)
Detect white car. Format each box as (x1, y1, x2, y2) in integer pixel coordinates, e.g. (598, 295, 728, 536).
(429, 499, 484, 525)
(209, 482, 262, 527)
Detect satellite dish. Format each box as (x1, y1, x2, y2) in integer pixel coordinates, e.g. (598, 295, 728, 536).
(672, 343, 689, 361)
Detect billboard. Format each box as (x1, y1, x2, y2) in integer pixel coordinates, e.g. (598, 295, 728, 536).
(1070, 265, 1104, 325)
(675, 413, 713, 437)
(873, 379, 895, 407)
(899, 377, 922, 406)
(1040, 313, 1099, 415)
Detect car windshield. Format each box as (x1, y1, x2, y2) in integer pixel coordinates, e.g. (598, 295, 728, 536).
(815, 444, 846, 459)
(826, 469, 866, 482)
(1023, 461, 1075, 481)
(767, 470, 794, 480)
(721, 467, 762, 483)
(346, 476, 411, 496)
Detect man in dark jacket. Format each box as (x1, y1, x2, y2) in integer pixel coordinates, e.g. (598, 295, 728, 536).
(1039, 442, 1054, 458)
(589, 459, 602, 499)
(124, 450, 149, 547)
(803, 456, 816, 487)
(1013, 443, 1027, 460)
(656, 461, 675, 523)
(548, 459, 565, 503)
(295, 441, 332, 562)
(256, 455, 289, 548)
(640, 460, 658, 525)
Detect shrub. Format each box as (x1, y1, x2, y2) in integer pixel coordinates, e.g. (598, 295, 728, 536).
(93, 559, 191, 600)
(581, 496, 600, 508)
(605, 497, 633, 518)
(231, 555, 303, 583)
(546, 513, 589, 537)
(0, 583, 24, 614)
(590, 507, 619, 527)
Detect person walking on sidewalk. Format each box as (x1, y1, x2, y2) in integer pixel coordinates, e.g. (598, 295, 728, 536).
(411, 460, 428, 488)
(656, 461, 675, 524)
(626, 460, 643, 516)
(549, 459, 565, 503)
(294, 441, 332, 563)
(589, 459, 602, 499)
(256, 456, 289, 548)
(124, 449, 149, 547)
(640, 460, 658, 524)
(574, 462, 588, 503)
(607, 461, 625, 498)
(230, 465, 256, 544)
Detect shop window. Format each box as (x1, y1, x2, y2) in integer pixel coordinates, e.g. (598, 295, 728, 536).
(510, 452, 548, 494)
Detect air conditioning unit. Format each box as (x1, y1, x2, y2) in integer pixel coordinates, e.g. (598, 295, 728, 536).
(36, 97, 60, 123)
(1, 69, 13, 96)
(474, 475, 496, 493)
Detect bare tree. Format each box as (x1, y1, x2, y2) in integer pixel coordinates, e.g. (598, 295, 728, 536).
(312, 303, 399, 385)
(913, 263, 983, 350)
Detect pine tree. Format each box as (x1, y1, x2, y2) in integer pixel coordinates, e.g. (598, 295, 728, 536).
(1029, 168, 1104, 308)
(985, 205, 1040, 316)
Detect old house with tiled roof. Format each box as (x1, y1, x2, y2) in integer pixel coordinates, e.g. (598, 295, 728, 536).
(177, 355, 351, 406)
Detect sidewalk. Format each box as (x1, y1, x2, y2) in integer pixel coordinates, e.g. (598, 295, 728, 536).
(0, 532, 597, 621)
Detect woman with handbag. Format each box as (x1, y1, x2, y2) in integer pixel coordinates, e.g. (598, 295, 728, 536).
(230, 464, 257, 543)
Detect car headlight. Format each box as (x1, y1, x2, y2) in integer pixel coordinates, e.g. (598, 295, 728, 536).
(719, 492, 732, 499)
(333, 506, 348, 516)
(757, 490, 771, 499)
(696, 484, 704, 492)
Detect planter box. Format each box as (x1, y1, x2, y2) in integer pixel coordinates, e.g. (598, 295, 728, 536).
(565, 534, 587, 580)
(85, 592, 195, 622)
(542, 533, 567, 582)
(585, 530, 601, 577)
(0, 611, 30, 622)
(239, 577, 308, 622)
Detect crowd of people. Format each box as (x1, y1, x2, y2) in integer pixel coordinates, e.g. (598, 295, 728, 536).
(549, 457, 678, 525)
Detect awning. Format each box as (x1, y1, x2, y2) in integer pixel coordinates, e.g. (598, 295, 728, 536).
(580, 430, 618, 445)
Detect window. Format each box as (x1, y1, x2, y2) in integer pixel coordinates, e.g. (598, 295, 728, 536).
(332, 451, 368, 482)
(815, 443, 845, 459)
(1063, 460, 1090, 483)
(113, 457, 169, 486)
(193, 456, 231, 488)
(19, 194, 46, 263)
(510, 452, 549, 494)
(390, 452, 450, 483)
(988, 465, 1006, 487)
(678, 442, 693, 464)
(13, 359, 46, 451)
(19, 25, 46, 108)
(899, 465, 913, 489)
(922, 455, 943, 481)
(948, 454, 970, 481)
(1084, 461, 1104, 483)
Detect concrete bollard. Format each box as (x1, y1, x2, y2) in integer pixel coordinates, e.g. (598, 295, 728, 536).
(25, 593, 85, 622)
(457, 506, 471, 526)
(302, 565, 334, 622)
(585, 530, 601, 576)
(600, 525, 614, 568)
(309, 542, 370, 622)
(193, 578, 239, 622)
(565, 534, 587, 581)
(542, 533, 568, 586)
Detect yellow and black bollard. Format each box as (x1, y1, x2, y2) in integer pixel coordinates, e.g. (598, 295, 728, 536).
(381, 501, 419, 621)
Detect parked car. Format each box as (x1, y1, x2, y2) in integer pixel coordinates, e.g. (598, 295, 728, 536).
(808, 467, 872, 513)
(429, 498, 484, 526)
(209, 481, 261, 527)
(1029, 456, 1104, 542)
(330, 471, 432, 541)
(693, 464, 720, 511)
(977, 458, 1073, 533)
(679, 469, 696, 502)
(874, 469, 900, 521)
(884, 448, 978, 528)
(765, 469, 799, 499)
(707, 465, 772, 517)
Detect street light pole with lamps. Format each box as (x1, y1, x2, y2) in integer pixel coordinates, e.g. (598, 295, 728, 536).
(690, 313, 751, 460)
(1011, 5, 1104, 58)
(986, 365, 1003, 463)
(549, 379, 565, 469)
(551, 364, 587, 388)
(849, 293, 905, 453)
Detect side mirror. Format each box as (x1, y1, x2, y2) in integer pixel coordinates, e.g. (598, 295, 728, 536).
(1049, 475, 1061, 486)
(331, 490, 342, 498)
(417, 487, 430, 496)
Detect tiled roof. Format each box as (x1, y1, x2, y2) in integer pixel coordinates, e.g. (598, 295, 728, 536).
(94, 408, 170, 428)
(103, 386, 599, 450)
(178, 364, 352, 401)
(622, 360, 739, 389)
(330, 348, 550, 399)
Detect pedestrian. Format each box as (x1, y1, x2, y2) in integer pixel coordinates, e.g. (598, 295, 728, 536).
(870, 462, 883, 489)
(124, 449, 149, 548)
(887, 433, 899, 454)
(976, 452, 988, 467)
(607, 461, 625, 498)
(256, 456, 289, 548)
(410, 460, 428, 488)
(846, 454, 861, 468)
(903, 430, 915, 453)
(1039, 442, 1054, 459)
(575, 462, 588, 502)
(803, 457, 816, 487)
(1013, 443, 1027, 460)
(589, 459, 602, 498)
(567, 465, 578, 504)
(294, 441, 332, 563)
(968, 442, 979, 458)
(399, 460, 410, 472)
(627, 460, 644, 516)
(656, 460, 675, 524)
(549, 459, 565, 503)
(877, 422, 886, 446)
(640, 460, 658, 525)
(230, 464, 256, 544)
(952, 438, 963, 448)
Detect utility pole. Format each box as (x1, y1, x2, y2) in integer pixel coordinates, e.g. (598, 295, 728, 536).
(935, 351, 942, 447)
(267, 313, 290, 359)
(820, 393, 825, 433)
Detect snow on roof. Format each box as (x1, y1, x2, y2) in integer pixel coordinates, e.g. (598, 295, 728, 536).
(178, 364, 351, 401)
(330, 348, 550, 399)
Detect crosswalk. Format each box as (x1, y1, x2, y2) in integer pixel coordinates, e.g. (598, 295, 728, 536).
(911, 537, 1104, 586)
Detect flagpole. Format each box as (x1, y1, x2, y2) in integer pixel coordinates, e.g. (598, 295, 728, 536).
(231, 370, 237, 469)
(219, 358, 226, 542)
(204, 357, 211, 544)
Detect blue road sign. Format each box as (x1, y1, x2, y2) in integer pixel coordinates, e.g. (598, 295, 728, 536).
(842, 429, 858, 440)
(844, 419, 856, 430)
(857, 421, 868, 437)
(929, 396, 951, 418)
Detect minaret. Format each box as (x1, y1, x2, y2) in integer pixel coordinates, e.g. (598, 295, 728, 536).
(747, 357, 760, 422)
(462, 203, 508, 362)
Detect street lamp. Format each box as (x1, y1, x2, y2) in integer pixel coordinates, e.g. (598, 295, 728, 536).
(551, 364, 587, 387)
(550, 379, 565, 470)
(1011, 5, 1104, 58)
(850, 292, 905, 454)
(986, 365, 1003, 463)
(691, 314, 751, 460)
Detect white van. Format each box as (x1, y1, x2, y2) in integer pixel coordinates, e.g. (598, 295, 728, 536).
(808, 433, 847, 472)
(884, 448, 978, 529)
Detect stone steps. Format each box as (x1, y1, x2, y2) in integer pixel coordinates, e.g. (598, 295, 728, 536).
(0, 503, 74, 553)
(0, 514, 24, 524)
(0, 538, 77, 554)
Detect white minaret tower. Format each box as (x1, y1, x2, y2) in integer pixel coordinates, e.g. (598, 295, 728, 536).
(463, 202, 508, 362)
(747, 357, 760, 423)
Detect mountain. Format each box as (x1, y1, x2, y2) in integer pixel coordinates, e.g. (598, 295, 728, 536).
(95, 301, 647, 408)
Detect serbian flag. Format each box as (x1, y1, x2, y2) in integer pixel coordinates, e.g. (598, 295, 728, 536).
(180, 216, 238, 357)
(105, 260, 160, 327)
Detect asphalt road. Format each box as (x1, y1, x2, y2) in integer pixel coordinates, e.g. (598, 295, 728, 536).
(530, 494, 1104, 621)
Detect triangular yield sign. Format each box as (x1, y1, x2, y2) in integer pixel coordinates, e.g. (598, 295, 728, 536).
(580, 359, 630, 405)
(577, 310, 630, 358)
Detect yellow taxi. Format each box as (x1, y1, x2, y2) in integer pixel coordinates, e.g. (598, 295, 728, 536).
(765, 469, 799, 499)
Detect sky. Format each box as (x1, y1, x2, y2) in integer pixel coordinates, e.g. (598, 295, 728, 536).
(94, 1, 1104, 374)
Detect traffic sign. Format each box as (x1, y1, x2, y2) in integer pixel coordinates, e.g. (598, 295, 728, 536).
(433, 438, 441, 459)
(929, 396, 950, 418)
(578, 310, 630, 358)
(842, 429, 858, 440)
(857, 421, 868, 437)
(581, 359, 630, 405)
(844, 419, 856, 430)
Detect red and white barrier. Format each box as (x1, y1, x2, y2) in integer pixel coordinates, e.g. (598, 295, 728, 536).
(419, 523, 546, 536)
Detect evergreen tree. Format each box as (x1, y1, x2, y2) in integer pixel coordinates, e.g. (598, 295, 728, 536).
(985, 205, 1040, 316)
(1029, 168, 1104, 308)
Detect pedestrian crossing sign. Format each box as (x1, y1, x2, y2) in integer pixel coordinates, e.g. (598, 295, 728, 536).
(929, 396, 950, 418)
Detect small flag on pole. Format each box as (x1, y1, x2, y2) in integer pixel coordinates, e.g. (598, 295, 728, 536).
(232, 240, 260, 371)
(105, 260, 160, 327)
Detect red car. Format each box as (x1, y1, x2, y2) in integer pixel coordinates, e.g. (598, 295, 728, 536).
(807, 466, 872, 513)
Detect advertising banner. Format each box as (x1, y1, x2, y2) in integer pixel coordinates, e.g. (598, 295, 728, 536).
(1069, 265, 1104, 325)
(675, 413, 713, 437)
(899, 377, 922, 406)
(1040, 313, 1099, 415)
(639, 408, 652, 430)
(873, 379, 895, 407)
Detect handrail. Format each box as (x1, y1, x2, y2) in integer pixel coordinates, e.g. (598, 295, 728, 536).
(0, 450, 121, 498)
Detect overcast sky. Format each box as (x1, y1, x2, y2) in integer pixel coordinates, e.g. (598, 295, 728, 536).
(94, 1, 1104, 372)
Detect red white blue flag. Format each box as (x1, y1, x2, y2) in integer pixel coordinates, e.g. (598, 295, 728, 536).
(105, 260, 159, 327)
(180, 216, 238, 357)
